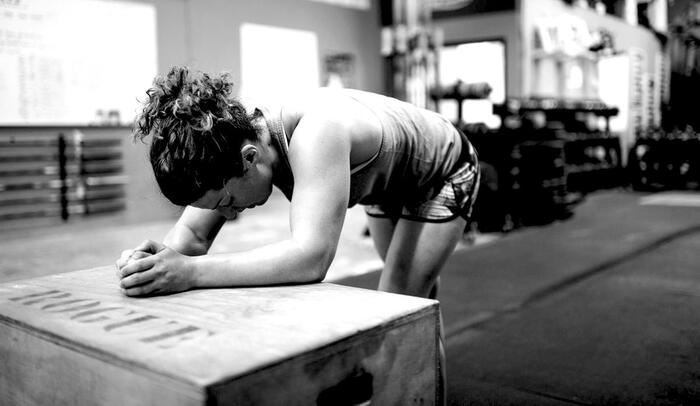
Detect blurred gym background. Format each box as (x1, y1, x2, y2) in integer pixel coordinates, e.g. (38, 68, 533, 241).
(2, 1, 700, 403)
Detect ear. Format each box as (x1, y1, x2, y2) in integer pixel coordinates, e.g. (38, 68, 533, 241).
(240, 144, 258, 168)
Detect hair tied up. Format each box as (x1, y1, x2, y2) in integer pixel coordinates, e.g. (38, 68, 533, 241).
(133, 66, 236, 143)
(133, 65, 258, 206)
(194, 112, 214, 133)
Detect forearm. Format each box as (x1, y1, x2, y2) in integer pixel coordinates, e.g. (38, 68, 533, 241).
(163, 223, 211, 256)
(190, 239, 333, 287)
(161, 206, 226, 256)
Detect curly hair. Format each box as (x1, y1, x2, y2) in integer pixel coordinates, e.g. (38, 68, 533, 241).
(134, 66, 258, 206)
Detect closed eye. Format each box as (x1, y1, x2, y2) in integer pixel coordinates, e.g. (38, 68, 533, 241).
(225, 198, 236, 208)
(217, 196, 235, 210)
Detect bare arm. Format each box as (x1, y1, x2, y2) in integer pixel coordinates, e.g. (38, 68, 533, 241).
(164, 206, 227, 256)
(189, 114, 351, 286)
(115, 206, 225, 273)
(118, 110, 351, 294)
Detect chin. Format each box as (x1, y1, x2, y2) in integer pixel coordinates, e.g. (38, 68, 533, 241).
(259, 190, 272, 205)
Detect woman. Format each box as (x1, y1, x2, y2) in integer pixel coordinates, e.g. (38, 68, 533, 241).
(116, 65, 478, 301)
(117, 66, 479, 403)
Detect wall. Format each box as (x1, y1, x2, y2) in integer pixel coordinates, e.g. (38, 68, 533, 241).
(434, 10, 522, 98)
(138, 0, 383, 94)
(520, 0, 664, 97)
(433, 0, 665, 100)
(0, 0, 384, 228)
(185, 0, 383, 93)
(520, 0, 666, 159)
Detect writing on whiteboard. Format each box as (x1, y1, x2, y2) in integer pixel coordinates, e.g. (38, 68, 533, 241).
(0, 0, 157, 125)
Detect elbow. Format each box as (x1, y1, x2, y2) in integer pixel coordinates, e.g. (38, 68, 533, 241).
(306, 271, 326, 284)
(299, 243, 336, 283)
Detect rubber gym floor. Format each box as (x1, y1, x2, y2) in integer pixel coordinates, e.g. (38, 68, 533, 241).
(2, 189, 699, 405)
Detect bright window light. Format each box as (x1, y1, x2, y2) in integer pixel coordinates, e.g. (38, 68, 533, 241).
(240, 23, 320, 104)
(438, 40, 506, 128)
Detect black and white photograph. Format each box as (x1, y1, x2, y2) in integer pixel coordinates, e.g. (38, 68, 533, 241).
(1, 0, 699, 404)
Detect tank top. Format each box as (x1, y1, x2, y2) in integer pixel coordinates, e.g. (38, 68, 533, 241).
(259, 89, 467, 208)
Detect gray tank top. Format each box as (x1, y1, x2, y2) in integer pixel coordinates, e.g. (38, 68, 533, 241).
(259, 89, 467, 208)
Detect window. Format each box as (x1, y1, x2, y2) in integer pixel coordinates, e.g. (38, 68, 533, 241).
(437, 40, 506, 128)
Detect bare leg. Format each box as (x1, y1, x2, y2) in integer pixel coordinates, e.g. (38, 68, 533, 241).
(365, 215, 397, 262)
(376, 216, 466, 406)
(377, 217, 466, 297)
(429, 275, 447, 404)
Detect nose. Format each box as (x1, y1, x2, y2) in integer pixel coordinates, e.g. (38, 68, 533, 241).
(217, 207, 239, 219)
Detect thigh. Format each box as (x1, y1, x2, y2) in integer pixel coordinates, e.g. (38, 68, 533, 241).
(378, 216, 467, 298)
(365, 214, 396, 262)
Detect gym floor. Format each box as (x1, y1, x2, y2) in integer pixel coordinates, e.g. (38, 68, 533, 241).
(2, 188, 699, 404)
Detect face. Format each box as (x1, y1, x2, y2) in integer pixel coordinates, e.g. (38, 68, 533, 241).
(191, 145, 273, 219)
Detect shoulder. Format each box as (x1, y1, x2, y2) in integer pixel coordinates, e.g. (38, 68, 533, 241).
(283, 88, 381, 142)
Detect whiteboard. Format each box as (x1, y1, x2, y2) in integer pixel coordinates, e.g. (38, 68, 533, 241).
(0, 0, 157, 126)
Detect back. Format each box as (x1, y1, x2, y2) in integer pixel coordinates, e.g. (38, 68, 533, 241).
(340, 89, 465, 207)
(262, 88, 466, 208)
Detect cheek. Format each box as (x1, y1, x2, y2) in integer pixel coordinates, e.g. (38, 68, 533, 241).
(249, 179, 269, 199)
(261, 173, 274, 194)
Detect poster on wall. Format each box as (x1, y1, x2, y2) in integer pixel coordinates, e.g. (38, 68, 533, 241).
(323, 53, 356, 89)
(0, 0, 157, 126)
(598, 48, 647, 165)
(240, 23, 319, 105)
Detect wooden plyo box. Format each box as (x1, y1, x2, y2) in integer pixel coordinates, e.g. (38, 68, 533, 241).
(0, 266, 439, 405)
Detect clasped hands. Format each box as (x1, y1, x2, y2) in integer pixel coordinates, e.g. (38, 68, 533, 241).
(115, 240, 193, 297)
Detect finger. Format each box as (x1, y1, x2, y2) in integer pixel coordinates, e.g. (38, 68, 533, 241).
(127, 251, 151, 264)
(120, 268, 158, 289)
(122, 282, 156, 297)
(116, 249, 135, 270)
(118, 250, 151, 271)
(133, 239, 165, 255)
(120, 255, 158, 278)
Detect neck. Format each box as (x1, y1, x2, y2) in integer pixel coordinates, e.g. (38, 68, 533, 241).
(252, 113, 283, 184)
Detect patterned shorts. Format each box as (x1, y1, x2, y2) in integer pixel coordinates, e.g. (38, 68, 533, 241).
(365, 140, 481, 223)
